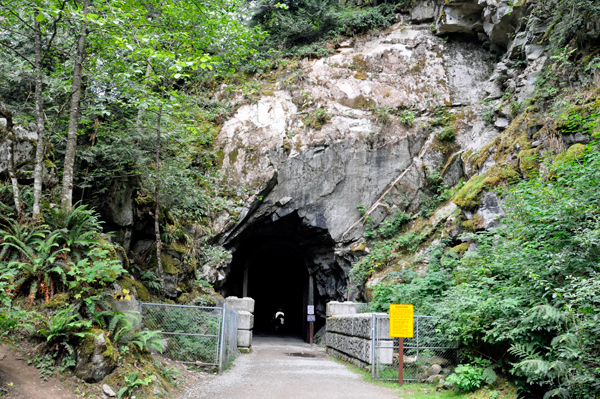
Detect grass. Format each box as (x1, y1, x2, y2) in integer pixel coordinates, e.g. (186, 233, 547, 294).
(330, 357, 469, 399)
(331, 356, 516, 399)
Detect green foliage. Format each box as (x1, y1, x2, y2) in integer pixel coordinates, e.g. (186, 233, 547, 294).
(106, 311, 165, 355)
(43, 204, 103, 259)
(0, 307, 36, 337)
(481, 108, 494, 125)
(143, 306, 219, 362)
(154, 359, 180, 386)
(303, 107, 331, 129)
(445, 363, 497, 393)
(7, 232, 70, 303)
(371, 105, 394, 125)
(368, 245, 455, 313)
(378, 211, 410, 238)
(398, 110, 417, 126)
(29, 354, 56, 381)
(351, 231, 428, 283)
(250, 1, 397, 55)
(36, 306, 91, 346)
(436, 126, 456, 142)
(118, 371, 154, 399)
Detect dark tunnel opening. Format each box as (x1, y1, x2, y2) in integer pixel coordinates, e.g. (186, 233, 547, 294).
(219, 213, 346, 341)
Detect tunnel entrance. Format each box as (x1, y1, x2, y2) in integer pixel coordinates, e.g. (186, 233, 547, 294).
(247, 241, 307, 336)
(219, 213, 347, 341)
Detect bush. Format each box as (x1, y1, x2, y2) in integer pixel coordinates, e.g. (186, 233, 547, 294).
(251, 1, 397, 52)
(445, 363, 497, 393)
(366, 138, 600, 397)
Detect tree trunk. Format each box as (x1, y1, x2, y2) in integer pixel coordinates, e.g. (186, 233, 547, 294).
(32, 12, 46, 219)
(155, 105, 165, 299)
(0, 100, 21, 217)
(134, 62, 152, 137)
(60, 0, 89, 213)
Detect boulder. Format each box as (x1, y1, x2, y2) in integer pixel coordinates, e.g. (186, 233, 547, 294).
(102, 384, 116, 397)
(75, 330, 117, 383)
(436, 2, 484, 36)
(482, 1, 524, 47)
(0, 120, 57, 185)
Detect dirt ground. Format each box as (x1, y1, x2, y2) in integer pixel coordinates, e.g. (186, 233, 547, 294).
(177, 335, 401, 399)
(0, 344, 79, 399)
(0, 337, 403, 399)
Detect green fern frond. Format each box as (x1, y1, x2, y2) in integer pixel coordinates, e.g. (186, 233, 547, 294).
(508, 342, 541, 360)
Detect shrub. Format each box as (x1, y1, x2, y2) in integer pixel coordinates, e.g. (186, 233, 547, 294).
(436, 126, 456, 141)
(303, 107, 331, 129)
(445, 363, 497, 393)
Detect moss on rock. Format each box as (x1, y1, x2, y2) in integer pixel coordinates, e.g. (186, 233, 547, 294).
(44, 292, 70, 309)
(454, 164, 518, 208)
(121, 277, 150, 302)
(449, 242, 470, 255)
(518, 148, 539, 178)
(553, 143, 588, 166)
(161, 254, 182, 275)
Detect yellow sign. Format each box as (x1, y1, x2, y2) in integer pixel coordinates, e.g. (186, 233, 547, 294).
(389, 304, 414, 338)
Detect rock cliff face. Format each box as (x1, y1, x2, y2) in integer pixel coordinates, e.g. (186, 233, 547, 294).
(0, 120, 57, 185)
(211, 1, 548, 311)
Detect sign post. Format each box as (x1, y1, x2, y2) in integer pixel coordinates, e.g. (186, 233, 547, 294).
(389, 304, 414, 386)
(307, 305, 315, 344)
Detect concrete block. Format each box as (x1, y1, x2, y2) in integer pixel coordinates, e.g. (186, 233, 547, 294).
(237, 330, 252, 348)
(326, 316, 340, 333)
(377, 339, 394, 365)
(375, 317, 390, 339)
(326, 332, 372, 364)
(352, 314, 373, 339)
(326, 301, 359, 317)
(225, 296, 255, 313)
(237, 311, 254, 330)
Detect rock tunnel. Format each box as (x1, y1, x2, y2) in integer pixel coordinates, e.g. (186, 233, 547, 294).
(218, 212, 348, 340)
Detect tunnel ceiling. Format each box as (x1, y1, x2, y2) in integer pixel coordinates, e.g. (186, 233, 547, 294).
(218, 212, 349, 318)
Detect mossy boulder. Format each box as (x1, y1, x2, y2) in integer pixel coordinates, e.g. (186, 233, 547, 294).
(121, 277, 150, 302)
(103, 352, 174, 398)
(161, 253, 182, 275)
(553, 143, 588, 166)
(454, 164, 518, 208)
(44, 292, 70, 309)
(75, 329, 118, 383)
(518, 148, 539, 178)
(177, 287, 218, 306)
(449, 242, 470, 256)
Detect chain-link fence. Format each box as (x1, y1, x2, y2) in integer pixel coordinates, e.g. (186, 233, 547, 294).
(372, 314, 457, 382)
(140, 303, 239, 372)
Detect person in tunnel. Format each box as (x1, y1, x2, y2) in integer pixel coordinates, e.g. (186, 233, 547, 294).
(272, 309, 285, 333)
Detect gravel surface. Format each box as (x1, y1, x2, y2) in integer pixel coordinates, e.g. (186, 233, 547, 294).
(178, 335, 399, 399)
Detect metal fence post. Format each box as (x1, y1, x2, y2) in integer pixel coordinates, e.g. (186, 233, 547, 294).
(416, 316, 420, 364)
(371, 313, 376, 379)
(218, 306, 227, 374)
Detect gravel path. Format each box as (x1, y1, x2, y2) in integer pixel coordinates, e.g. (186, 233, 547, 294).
(178, 335, 399, 399)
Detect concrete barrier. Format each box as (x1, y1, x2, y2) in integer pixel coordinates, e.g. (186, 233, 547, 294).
(325, 303, 388, 369)
(225, 297, 255, 352)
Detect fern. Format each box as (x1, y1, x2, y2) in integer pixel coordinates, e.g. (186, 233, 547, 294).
(508, 342, 541, 360)
(513, 359, 551, 377)
(131, 330, 165, 354)
(482, 367, 497, 385)
(526, 304, 567, 324)
(543, 388, 570, 399)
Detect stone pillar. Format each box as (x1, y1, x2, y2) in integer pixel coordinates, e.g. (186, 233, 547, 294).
(225, 296, 255, 353)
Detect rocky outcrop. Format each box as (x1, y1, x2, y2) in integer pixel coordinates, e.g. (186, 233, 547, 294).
(0, 120, 57, 185)
(212, 19, 509, 305)
(75, 330, 117, 383)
